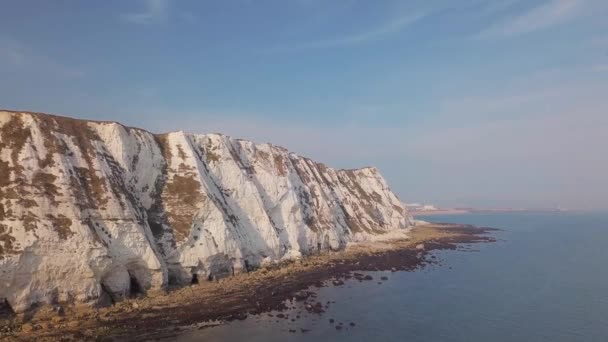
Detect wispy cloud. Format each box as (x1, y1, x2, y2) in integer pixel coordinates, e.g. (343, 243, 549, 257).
(321, 13, 426, 46)
(592, 64, 608, 71)
(0, 37, 83, 78)
(475, 0, 521, 16)
(122, 0, 168, 24)
(0, 41, 25, 65)
(438, 65, 607, 122)
(475, 0, 583, 39)
(269, 12, 427, 52)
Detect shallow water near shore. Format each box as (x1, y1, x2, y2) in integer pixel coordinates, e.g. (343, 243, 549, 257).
(171, 212, 608, 342)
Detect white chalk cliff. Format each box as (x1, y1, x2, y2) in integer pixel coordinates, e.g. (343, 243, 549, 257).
(0, 110, 412, 312)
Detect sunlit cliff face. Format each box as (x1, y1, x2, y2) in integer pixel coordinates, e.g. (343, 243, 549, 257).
(0, 110, 411, 312)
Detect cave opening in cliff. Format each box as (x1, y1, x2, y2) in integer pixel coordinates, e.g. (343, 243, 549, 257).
(191, 274, 199, 285)
(0, 298, 14, 318)
(128, 274, 144, 297)
(98, 283, 116, 306)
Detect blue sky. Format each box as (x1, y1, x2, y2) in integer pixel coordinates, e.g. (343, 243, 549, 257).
(1, 0, 607, 210)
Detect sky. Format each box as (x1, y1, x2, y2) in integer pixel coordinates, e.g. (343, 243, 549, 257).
(1, 0, 607, 210)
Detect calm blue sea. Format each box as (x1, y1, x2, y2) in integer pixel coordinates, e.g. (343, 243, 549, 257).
(173, 212, 608, 342)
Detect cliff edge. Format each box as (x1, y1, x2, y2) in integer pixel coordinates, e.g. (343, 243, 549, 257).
(0, 110, 412, 312)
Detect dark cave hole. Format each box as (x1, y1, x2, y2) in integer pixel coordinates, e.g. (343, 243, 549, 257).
(0, 298, 14, 318)
(129, 274, 144, 297)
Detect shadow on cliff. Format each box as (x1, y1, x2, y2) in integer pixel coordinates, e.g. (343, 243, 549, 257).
(145, 137, 276, 287)
(93, 219, 159, 304)
(193, 142, 275, 269)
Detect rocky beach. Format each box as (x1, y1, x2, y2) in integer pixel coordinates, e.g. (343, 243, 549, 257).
(0, 222, 497, 341)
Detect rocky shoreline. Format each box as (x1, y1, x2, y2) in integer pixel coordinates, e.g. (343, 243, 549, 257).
(0, 223, 498, 341)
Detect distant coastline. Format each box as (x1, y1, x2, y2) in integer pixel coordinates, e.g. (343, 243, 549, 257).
(410, 207, 567, 217)
(410, 209, 471, 216)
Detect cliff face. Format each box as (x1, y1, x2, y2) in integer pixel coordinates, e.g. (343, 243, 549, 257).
(0, 110, 412, 312)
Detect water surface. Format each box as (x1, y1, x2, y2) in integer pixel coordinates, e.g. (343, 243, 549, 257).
(174, 212, 608, 342)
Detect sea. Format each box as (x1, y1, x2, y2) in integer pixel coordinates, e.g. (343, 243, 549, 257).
(171, 212, 608, 342)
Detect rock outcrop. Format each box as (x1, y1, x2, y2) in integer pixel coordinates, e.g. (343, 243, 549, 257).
(0, 110, 412, 312)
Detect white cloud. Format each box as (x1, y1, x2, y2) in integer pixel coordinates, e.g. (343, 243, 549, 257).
(475, 0, 583, 38)
(122, 0, 169, 24)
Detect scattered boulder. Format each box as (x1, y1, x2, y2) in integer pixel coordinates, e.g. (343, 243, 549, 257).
(305, 302, 324, 314)
(52, 305, 64, 315)
(294, 291, 311, 301)
(51, 316, 65, 323)
(21, 324, 34, 333)
(234, 312, 247, 320)
(66, 321, 79, 329)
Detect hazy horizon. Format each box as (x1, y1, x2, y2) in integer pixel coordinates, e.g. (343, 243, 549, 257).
(1, 0, 607, 210)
